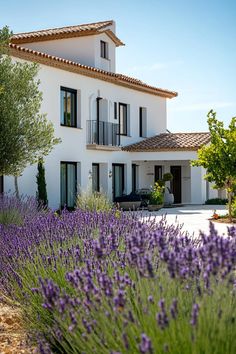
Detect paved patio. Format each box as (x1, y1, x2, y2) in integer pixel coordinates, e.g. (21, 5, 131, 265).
(140, 205, 233, 237)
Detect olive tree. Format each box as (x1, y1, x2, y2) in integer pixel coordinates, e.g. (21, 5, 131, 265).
(0, 26, 61, 197)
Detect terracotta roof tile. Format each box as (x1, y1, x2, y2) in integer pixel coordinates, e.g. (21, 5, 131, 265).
(9, 43, 177, 99)
(11, 20, 124, 46)
(122, 132, 211, 152)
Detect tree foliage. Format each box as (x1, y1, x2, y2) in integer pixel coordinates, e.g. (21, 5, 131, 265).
(0, 26, 61, 181)
(0, 25, 12, 55)
(192, 110, 236, 221)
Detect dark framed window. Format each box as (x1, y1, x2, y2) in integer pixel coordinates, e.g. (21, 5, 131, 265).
(92, 163, 100, 192)
(114, 102, 117, 120)
(60, 162, 77, 208)
(132, 164, 137, 192)
(60, 87, 77, 127)
(112, 164, 125, 199)
(0, 176, 3, 194)
(119, 103, 128, 136)
(139, 107, 147, 137)
(100, 40, 108, 59)
(154, 165, 163, 183)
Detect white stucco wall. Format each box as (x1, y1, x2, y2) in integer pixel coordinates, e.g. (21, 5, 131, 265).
(4, 60, 168, 208)
(22, 32, 117, 72)
(4, 55, 216, 208)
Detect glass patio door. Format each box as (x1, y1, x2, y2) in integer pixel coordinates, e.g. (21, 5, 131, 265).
(92, 163, 100, 192)
(112, 164, 124, 199)
(61, 162, 77, 208)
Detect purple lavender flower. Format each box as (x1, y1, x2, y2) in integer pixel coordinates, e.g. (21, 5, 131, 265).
(139, 333, 153, 353)
(190, 303, 200, 326)
(170, 298, 178, 319)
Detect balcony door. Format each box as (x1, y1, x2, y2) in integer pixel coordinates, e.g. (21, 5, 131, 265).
(112, 164, 124, 200)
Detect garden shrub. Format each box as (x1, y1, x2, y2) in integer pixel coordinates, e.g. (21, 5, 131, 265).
(149, 182, 164, 205)
(231, 198, 236, 218)
(205, 198, 228, 205)
(77, 188, 113, 212)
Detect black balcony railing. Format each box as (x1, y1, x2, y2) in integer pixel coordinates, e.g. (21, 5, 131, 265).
(87, 120, 120, 146)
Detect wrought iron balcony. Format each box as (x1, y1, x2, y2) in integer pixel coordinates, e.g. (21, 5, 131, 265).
(87, 120, 120, 148)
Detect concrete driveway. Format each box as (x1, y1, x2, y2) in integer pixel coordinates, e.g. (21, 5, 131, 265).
(140, 205, 233, 237)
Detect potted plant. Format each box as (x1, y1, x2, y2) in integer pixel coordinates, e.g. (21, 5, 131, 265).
(148, 182, 165, 211)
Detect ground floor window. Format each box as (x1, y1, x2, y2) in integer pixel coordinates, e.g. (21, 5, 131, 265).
(0, 176, 3, 194)
(112, 164, 125, 199)
(60, 162, 77, 208)
(154, 165, 163, 182)
(132, 164, 138, 192)
(92, 163, 100, 192)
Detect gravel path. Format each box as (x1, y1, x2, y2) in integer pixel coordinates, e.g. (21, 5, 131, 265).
(0, 295, 35, 354)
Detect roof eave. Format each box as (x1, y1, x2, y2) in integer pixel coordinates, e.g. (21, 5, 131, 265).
(9, 44, 178, 99)
(122, 147, 200, 152)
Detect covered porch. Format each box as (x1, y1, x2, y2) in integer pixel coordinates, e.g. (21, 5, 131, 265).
(131, 159, 203, 204)
(122, 132, 213, 205)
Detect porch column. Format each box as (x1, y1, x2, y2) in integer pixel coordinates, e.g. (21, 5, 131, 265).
(80, 162, 92, 193)
(190, 166, 206, 204)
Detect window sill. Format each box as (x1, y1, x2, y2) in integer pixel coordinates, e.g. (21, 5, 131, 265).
(60, 124, 82, 129)
(100, 56, 110, 61)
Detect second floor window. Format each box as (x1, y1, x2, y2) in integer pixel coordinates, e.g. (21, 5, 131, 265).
(60, 87, 77, 127)
(100, 40, 108, 59)
(119, 103, 128, 136)
(139, 107, 147, 137)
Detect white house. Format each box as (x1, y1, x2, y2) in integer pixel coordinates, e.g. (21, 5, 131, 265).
(1, 20, 220, 208)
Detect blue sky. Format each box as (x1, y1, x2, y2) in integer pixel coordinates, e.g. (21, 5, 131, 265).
(1, 0, 236, 132)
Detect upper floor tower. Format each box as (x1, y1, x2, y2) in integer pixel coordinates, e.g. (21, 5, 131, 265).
(11, 20, 124, 73)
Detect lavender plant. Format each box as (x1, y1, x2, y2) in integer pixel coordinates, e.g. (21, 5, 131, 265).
(0, 194, 41, 226)
(0, 206, 236, 353)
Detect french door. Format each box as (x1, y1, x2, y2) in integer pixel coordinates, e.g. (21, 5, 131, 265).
(112, 164, 125, 199)
(92, 163, 100, 192)
(60, 162, 77, 208)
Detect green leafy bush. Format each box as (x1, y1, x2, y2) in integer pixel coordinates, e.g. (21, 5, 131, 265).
(149, 182, 164, 205)
(77, 188, 113, 212)
(205, 198, 228, 205)
(231, 198, 236, 218)
(162, 172, 173, 182)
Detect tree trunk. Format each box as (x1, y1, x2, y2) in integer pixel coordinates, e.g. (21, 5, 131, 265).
(14, 176, 20, 200)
